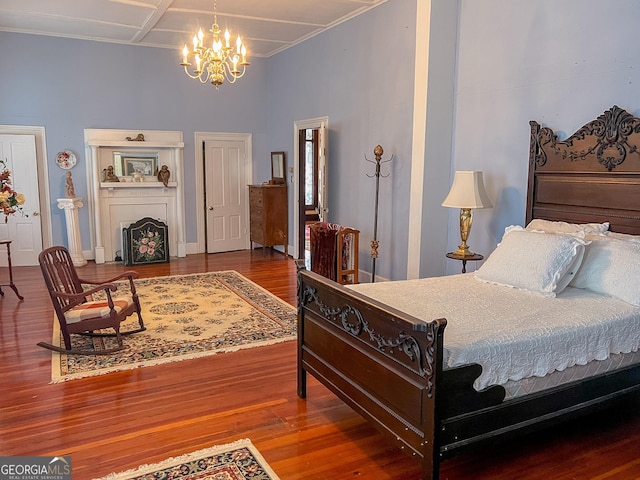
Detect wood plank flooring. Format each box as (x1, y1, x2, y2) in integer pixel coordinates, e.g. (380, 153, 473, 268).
(1, 250, 639, 479)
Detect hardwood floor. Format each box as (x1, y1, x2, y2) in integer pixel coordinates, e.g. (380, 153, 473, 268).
(1, 250, 639, 479)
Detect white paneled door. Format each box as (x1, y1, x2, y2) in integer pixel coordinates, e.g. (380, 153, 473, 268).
(0, 134, 42, 266)
(204, 139, 249, 253)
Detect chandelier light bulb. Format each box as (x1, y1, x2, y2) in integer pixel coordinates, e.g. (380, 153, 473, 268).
(181, 45, 189, 65)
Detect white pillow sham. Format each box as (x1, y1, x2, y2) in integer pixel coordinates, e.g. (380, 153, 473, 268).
(569, 236, 640, 306)
(525, 219, 609, 234)
(475, 227, 587, 297)
(604, 231, 640, 242)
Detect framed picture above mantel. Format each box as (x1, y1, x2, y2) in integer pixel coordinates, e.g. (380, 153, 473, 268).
(113, 151, 158, 177)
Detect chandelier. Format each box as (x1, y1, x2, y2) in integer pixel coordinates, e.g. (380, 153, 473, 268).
(180, 0, 249, 88)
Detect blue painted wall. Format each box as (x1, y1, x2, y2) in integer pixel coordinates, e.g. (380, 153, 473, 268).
(265, 0, 417, 280)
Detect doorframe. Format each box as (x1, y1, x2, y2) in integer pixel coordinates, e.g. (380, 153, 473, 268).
(293, 116, 328, 259)
(194, 132, 253, 254)
(0, 125, 52, 251)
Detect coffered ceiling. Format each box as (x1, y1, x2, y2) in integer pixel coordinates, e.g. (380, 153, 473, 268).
(0, 0, 387, 57)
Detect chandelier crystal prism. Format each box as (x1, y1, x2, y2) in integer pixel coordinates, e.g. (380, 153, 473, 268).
(180, 0, 249, 89)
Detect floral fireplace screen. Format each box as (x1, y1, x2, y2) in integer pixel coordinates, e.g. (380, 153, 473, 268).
(122, 217, 169, 266)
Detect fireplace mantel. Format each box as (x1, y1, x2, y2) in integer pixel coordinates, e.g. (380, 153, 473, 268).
(99, 182, 178, 189)
(84, 129, 186, 264)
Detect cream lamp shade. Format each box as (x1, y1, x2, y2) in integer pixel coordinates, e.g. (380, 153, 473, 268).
(441, 171, 493, 209)
(442, 171, 492, 256)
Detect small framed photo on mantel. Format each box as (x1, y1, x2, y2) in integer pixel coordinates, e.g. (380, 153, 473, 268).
(113, 152, 158, 177)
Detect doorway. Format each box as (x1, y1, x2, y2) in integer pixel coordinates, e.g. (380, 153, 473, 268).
(0, 127, 51, 266)
(195, 132, 252, 254)
(203, 138, 249, 253)
(293, 117, 328, 260)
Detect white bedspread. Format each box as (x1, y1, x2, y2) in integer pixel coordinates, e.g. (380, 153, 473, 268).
(347, 274, 640, 390)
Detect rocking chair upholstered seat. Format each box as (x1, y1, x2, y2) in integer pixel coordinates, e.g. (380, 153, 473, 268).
(37, 246, 146, 355)
(64, 297, 134, 324)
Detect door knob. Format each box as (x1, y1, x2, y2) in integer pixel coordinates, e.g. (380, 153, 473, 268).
(208, 206, 214, 211)
(32, 211, 40, 216)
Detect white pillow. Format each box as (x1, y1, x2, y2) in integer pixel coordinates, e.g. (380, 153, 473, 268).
(555, 245, 586, 292)
(569, 236, 640, 306)
(525, 219, 609, 234)
(604, 231, 640, 243)
(475, 227, 587, 297)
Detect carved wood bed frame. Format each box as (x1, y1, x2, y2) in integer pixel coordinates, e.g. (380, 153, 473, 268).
(296, 105, 640, 480)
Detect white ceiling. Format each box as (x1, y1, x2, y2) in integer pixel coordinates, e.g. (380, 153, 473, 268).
(0, 0, 387, 57)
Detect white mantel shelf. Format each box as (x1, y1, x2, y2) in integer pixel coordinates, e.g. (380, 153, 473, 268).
(100, 182, 178, 189)
(88, 140, 184, 149)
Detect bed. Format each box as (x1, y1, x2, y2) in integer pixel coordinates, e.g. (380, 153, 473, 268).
(296, 105, 640, 480)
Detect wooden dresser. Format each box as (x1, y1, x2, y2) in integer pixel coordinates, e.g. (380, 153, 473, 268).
(248, 184, 288, 253)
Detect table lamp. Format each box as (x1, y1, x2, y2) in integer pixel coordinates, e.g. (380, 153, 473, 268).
(442, 170, 492, 256)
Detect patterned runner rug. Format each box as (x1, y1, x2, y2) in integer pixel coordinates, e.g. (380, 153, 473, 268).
(92, 438, 280, 480)
(47, 271, 296, 382)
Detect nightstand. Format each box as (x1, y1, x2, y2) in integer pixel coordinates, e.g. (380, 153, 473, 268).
(446, 252, 484, 274)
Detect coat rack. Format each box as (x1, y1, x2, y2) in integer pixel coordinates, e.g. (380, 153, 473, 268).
(365, 144, 393, 282)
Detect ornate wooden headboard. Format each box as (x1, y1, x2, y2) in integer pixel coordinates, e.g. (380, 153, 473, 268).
(526, 105, 640, 234)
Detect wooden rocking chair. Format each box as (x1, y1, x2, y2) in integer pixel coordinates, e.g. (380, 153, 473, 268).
(37, 246, 146, 355)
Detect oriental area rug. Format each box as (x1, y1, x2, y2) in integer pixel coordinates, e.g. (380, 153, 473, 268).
(47, 271, 297, 383)
(92, 438, 280, 480)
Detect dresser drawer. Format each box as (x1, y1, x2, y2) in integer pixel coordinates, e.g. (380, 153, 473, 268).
(250, 205, 264, 217)
(249, 189, 263, 205)
(250, 217, 264, 231)
(250, 228, 265, 244)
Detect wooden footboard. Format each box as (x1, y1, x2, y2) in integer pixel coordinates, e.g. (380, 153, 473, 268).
(297, 262, 446, 478)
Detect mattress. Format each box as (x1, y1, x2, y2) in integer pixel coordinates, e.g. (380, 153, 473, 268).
(500, 349, 640, 399)
(347, 274, 640, 392)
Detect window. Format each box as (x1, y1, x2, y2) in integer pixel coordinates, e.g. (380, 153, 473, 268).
(304, 128, 319, 210)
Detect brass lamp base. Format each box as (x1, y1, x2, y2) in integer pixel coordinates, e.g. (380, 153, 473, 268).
(455, 207, 474, 257)
(453, 245, 473, 257)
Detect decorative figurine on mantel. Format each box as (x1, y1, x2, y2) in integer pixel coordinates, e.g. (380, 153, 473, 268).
(102, 165, 120, 182)
(65, 172, 76, 198)
(125, 133, 145, 141)
(157, 164, 171, 187)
